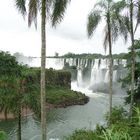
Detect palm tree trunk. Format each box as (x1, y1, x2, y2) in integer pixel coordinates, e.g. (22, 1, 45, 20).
(129, 0, 135, 118)
(4, 108, 8, 120)
(17, 107, 21, 140)
(107, 12, 113, 125)
(41, 0, 47, 139)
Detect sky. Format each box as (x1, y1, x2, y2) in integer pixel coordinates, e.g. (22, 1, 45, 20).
(0, 0, 139, 57)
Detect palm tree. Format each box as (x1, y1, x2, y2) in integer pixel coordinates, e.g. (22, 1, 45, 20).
(0, 76, 16, 120)
(0, 52, 41, 140)
(0, 76, 22, 140)
(15, 0, 70, 139)
(87, 0, 127, 124)
(129, 0, 140, 118)
(114, 0, 140, 118)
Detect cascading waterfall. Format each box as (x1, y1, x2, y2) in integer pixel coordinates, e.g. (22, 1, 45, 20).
(77, 69, 83, 87)
(113, 70, 117, 82)
(90, 59, 104, 86)
(104, 70, 109, 83)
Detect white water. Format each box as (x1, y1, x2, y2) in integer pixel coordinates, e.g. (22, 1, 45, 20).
(77, 69, 83, 87)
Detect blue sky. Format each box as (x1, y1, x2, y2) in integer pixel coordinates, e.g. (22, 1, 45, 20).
(0, 0, 139, 57)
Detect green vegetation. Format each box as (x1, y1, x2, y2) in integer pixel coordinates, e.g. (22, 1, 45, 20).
(46, 86, 88, 105)
(121, 39, 140, 104)
(0, 131, 7, 140)
(62, 53, 104, 59)
(0, 51, 88, 119)
(0, 51, 88, 140)
(55, 52, 128, 60)
(65, 106, 140, 140)
(26, 68, 71, 89)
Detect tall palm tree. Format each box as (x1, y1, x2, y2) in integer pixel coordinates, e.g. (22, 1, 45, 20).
(87, 0, 127, 124)
(129, 0, 135, 118)
(129, 0, 140, 118)
(15, 0, 70, 139)
(114, 0, 140, 118)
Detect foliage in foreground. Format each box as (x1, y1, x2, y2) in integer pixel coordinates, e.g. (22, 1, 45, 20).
(0, 131, 7, 140)
(65, 106, 140, 140)
(121, 39, 140, 104)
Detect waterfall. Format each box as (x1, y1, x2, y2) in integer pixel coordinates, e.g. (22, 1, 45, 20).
(104, 70, 109, 83)
(113, 70, 117, 82)
(90, 68, 104, 86)
(77, 69, 83, 87)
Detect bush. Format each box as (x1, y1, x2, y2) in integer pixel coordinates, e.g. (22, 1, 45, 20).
(105, 106, 128, 124)
(65, 129, 102, 140)
(0, 131, 7, 140)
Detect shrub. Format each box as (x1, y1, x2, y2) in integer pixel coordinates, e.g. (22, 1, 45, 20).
(0, 131, 7, 140)
(105, 106, 128, 124)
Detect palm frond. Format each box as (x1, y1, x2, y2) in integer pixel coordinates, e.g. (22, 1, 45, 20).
(110, 0, 129, 43)
(94, 0, 107, 11)
(51, 0, 71, 27)
(123, 16, 131, 33)
(46, 0, 53, 19)
(15, 0, 26, 16)
(87, 10, 101, 38)
(111, 14, 129, 43)
(103, 24, 109, 52)
(111, 19, 119, 42)
(111, 0, 126, 13)
(134, 1, 140, 33)
(28, 0, 40, 28)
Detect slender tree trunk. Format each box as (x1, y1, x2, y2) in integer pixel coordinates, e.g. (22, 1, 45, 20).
(17, 107, 21, 140)
(107, 12, 113, 125)
(4, 108, 8, 120)
(41, 0, 47, 139)
(129, 0, 135, 118)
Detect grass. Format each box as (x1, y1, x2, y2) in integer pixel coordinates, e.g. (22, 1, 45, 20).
(0, 131, 7, 140)
(46, 85, 88, 105)
(65, 130, 100, 140)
